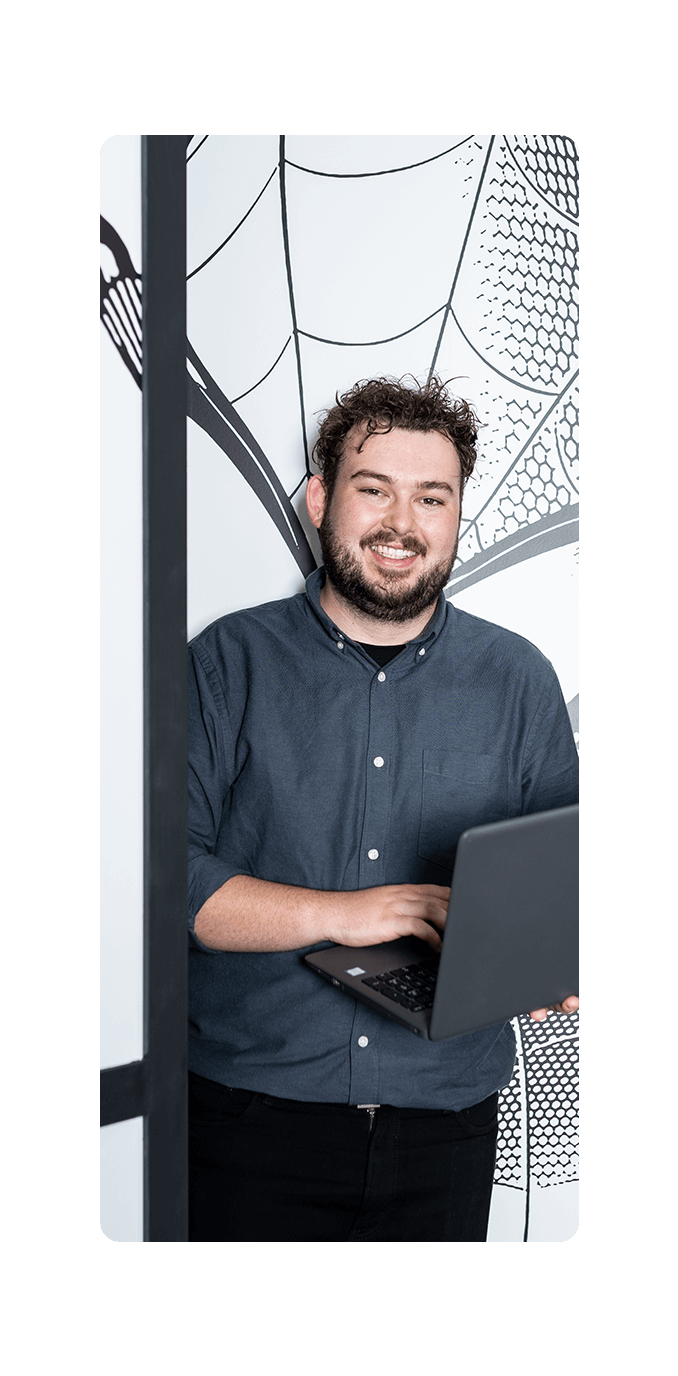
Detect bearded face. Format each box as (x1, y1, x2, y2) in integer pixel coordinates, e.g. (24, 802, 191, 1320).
(318, 508, 458, 624)
(307, 424, 463, 628)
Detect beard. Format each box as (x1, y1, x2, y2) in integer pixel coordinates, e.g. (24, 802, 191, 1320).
(318, 512, 458, 624)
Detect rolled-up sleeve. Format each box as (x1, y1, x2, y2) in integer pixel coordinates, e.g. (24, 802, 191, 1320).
(188, 645, 245, 942)
(520, 672, 579, 816)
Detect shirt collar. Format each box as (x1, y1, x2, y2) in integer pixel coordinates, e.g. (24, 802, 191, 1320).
(303, 565, 449, 649)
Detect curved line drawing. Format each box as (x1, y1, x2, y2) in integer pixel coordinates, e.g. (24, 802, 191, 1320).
(230, 335, 292, 404)
(429, 136, 496, 378)
(449, 307, 560, 397)
(553, 419, 579, 497)
(447, 506, 578, 594)
(285, 136, 474, 179)
(186, 135, 209, 163)
(463, 370, 579, 533)
(100, 215, 142, 387)
(279, 136, 310, 473)
(101, 216, 316, 578)
(298, 304, 446, 349)
(187, 340, 317, 578)
(187, 167, 277, 280)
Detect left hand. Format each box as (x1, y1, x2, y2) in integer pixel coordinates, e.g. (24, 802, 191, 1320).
(529, 995, 578, 1022)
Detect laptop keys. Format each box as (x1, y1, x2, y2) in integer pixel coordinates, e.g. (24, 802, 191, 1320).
(361, 958, 439, 1012)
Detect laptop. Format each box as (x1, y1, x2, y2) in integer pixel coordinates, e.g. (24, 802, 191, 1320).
(304, 805, 578, 1040)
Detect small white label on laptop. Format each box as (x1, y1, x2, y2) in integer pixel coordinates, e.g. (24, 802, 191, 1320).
(345, 967, 366, 976)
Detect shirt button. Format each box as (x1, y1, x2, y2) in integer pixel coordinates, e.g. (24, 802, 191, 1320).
(358, 1036, 369, 1048)
(373, 756, 384, 768)
(367, 849, 379, 860)
(377, 671, 386, 682)
(337, 640, 344, 650)
(418, 647, 426, 657)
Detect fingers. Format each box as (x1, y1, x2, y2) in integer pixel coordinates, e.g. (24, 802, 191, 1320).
(410, 918, 444, 953)
(418, 885, 451, 903)
(333, 884, 449, 948)
(420, 905, 447, 932)
(529, 996, 579, 1021)
(403, 886, 450, 931)
(396, 894, 447, 950)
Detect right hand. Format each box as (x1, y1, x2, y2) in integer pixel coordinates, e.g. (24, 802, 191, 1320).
(326, 884, 450, 953)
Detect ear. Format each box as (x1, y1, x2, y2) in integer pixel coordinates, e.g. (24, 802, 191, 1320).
(305, 474, 328, 530)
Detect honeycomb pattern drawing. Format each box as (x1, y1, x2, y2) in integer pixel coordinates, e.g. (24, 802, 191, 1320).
(525, 1037, 579, 1185)
(495, 1067, 525, 1188)
(473, 142, 578, 390)
(495, 428, 573, 536)
(457, 384, 578, 560)
(508, 135, 579, 221)
(446, 132, 579, 602)
(495, 1011, 579, 1193)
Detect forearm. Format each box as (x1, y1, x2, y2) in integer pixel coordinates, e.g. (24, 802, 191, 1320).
(193, 875, 342, 952)
(192, 874, 450, 953)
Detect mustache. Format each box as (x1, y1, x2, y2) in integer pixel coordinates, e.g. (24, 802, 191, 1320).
(359, 531, 428, 557)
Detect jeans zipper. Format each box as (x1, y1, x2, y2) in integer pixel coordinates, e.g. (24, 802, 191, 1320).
(357, 1104, 380, 1132)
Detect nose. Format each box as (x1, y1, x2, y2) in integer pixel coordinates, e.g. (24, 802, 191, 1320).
(384, 494, 414, 536)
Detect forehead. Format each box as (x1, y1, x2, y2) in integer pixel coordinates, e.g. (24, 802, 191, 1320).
(340, 423, 461, 486)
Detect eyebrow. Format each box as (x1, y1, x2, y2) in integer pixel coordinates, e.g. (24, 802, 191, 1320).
(349, 468, 457, 496)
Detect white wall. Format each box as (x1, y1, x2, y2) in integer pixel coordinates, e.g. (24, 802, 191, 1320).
(100, 135, 144, 1241)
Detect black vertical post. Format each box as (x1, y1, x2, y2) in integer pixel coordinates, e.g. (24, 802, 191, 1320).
(142, 136, 188, 1242)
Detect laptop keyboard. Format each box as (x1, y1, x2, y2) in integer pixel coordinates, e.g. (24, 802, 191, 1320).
(361, 958, 439, 1012)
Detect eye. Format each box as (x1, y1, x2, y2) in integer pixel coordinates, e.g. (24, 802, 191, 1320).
(420, 496, 444, 506)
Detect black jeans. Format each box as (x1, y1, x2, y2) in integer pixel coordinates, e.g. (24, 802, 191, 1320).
(189, 1072, 498, 1242)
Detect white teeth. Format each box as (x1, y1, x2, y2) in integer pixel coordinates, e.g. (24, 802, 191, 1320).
(371, 545, 416, 560)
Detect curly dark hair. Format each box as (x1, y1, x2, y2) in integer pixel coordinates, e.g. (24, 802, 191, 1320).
(311, 375, 481, 502)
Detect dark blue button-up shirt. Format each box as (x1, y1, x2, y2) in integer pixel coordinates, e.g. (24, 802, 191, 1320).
(187, 568, 578, 1109)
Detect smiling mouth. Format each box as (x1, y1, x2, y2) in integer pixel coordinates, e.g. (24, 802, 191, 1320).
(369, 544, 420, 562)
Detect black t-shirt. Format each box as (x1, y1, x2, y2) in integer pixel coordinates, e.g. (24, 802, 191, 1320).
(358, 611, 436, 666)
(358, 641, 406, 667)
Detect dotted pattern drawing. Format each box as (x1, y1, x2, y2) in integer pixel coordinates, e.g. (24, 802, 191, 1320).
(445, 136, 578, 597)
(495, 1011, 579, 1236)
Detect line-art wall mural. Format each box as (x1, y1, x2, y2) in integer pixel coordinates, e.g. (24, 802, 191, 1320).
(100, 133, 579, 1241)
(100, 216, 142, 386)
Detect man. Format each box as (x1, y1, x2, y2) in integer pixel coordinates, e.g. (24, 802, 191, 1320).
(187, 375, 579, 1242)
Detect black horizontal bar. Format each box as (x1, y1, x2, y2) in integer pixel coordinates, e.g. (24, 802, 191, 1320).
(100, 1060, 147, 1127)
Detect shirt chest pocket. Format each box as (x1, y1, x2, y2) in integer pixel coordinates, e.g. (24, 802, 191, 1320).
(417, 749, 509, 871)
